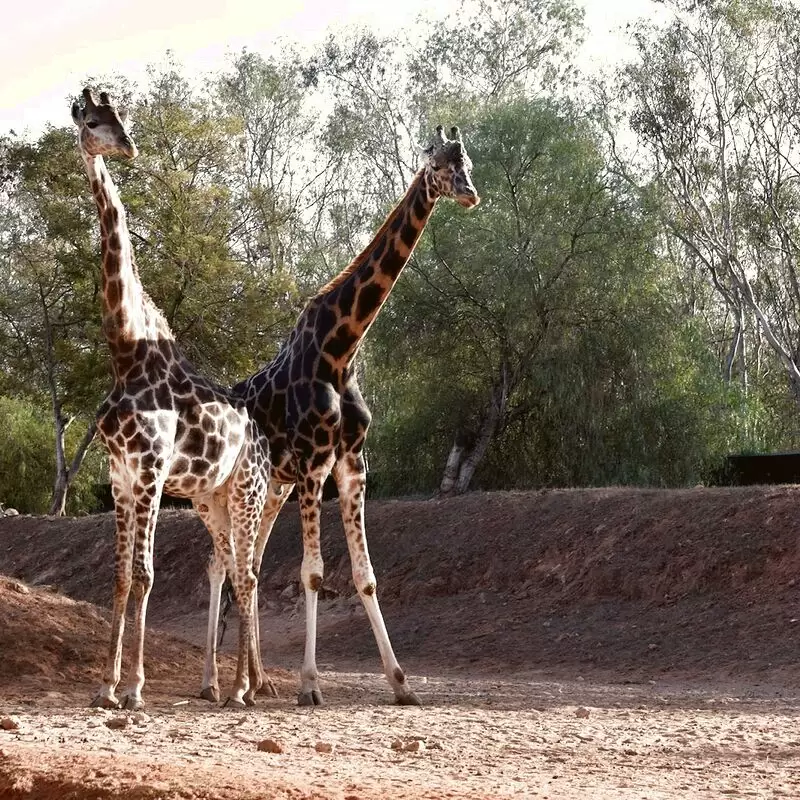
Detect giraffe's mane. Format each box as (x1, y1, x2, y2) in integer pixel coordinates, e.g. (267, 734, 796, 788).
(140, 287, 176, 339)
(313, 169, 425, 298)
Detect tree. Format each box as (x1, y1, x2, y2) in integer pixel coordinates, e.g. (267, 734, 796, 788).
(0, 60, 306, 513)
(368, 98, 736, 492)
(0, 127, 104, 514)
(621, 0, 800, 409)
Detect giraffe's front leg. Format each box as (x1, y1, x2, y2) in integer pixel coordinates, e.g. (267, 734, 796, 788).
(92, 470, 135, 709)
(118, 471, 167, 711)
(200, 549, 226, 703)
(333, 454, 420, 706)
(296, 464, 333, 706)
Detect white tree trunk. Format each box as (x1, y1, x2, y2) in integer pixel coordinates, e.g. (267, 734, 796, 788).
(49, 420, 96, 516)
(439, 436, 467, 495)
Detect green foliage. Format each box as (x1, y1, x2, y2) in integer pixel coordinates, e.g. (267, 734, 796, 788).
(367, 96, 768, 492)
(0, 397, 102, 514)
(5, 1, 800, 510)
(0, 396, 53, 512)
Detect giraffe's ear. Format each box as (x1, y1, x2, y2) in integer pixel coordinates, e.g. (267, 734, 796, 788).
(71, 102, 84, 126)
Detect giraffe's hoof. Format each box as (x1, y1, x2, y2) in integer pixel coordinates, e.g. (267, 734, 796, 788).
(297, 689, 324, 707)
(120, 694, 145, 712)
(222, 696, 247, 709)
(396, 691, 422, 707)
(90, 694, 119, 709)
(258, 677, 279, 698)
(243, 691, 257, 707)
(200, 686, 220, 703)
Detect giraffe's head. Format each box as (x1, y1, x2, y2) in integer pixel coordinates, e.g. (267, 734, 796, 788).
(423, 125, 480, 209)
(71, 88, 137, 159)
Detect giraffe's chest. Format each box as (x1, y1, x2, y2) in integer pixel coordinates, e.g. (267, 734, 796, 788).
(98, 391, 251, 497)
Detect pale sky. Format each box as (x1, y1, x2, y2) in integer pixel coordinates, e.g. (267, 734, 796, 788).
(0, 0, 664, 137)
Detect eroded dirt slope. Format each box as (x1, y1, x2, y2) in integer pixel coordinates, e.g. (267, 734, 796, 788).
(2, 487, 800, 799)
(2, 487, 800, 682)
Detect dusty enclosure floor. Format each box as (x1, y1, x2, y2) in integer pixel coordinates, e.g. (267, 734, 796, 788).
(2, 487, 800, 798)
(3, 670, 800, 799)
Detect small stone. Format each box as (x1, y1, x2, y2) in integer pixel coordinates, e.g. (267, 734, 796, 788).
(648, 643, 659, 651)
(391, 737, 426, 752)
(132, 712, 150, 726)
(4, 508, 19, 517)
(257, 738, 284, 754)
(0, 717, 19, 731)
(575, 706, 591, 719)
(280, 583, 298, 601)
(314, 741, 335, 753)
(105, 715, 130, 730)
(10, 581, 29, 594)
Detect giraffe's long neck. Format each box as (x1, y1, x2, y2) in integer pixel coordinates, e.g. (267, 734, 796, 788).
(82, 153, 173, 371)
(313, 168, 438, 368)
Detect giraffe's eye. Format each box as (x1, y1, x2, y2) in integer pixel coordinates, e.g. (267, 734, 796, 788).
(86, 121, 99, 129)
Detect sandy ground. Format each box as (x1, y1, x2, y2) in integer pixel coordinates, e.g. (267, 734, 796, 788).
(2, 487, 800, 798)
(3, 669, 800, 799)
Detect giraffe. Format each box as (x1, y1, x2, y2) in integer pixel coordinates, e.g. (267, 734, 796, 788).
(72, 87, 270, 710)
(206, 125, 480, 706)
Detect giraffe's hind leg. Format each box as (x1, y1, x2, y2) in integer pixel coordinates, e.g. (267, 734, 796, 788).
(333, 453, 420, 706)
(250, 482, 293, 700)
(225, 422, 270, 708)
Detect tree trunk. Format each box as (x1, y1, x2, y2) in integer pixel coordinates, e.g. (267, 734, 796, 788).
(49, 409, 68, 516)
(440, 364, 511, 495)
(453, 387, 505, 494)
(439, 431, 470, 495)
(49, 420, 97, 516)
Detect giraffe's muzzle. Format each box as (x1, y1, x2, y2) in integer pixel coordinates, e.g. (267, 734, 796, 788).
(457, 192, 481, 209)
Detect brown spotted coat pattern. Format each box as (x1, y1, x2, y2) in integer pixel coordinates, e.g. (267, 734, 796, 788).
(220, 126, 480, 706)
(72, 88, 270, 711)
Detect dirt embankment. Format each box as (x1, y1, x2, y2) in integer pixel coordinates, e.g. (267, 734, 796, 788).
(3, 487, 800, 800)
(2, 486, 800, 683)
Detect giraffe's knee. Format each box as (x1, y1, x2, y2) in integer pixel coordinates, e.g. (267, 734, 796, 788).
(301, 552, 324, 592)
(234, 570, 257, 609)
(352, 562, 376, 596)
(207, 554, 226, 584)
(131, 565, 154, 597)
(113, 573, 132, 599)
(301, 570, 323, 592)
